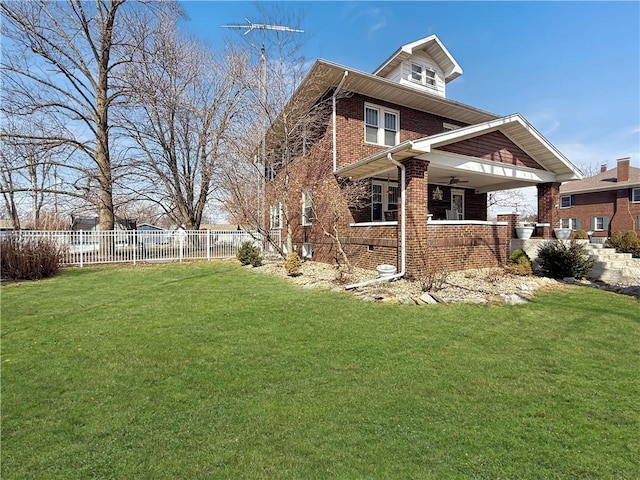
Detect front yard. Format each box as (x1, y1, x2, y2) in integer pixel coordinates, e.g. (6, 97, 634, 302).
(2, 262, 639, 479)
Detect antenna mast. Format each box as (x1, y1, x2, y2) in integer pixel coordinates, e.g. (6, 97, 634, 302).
(221, 18, 303, 242)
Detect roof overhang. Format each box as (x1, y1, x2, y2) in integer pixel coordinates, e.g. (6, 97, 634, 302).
(335, 114, 583, 193)
(373, 35, 463, 83)
(288, 59, 497, 126)
(560, 182, 640, 195)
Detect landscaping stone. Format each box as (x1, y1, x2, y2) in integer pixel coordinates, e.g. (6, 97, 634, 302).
(501, 293, 529, 305)
(419, 293, 438, 304)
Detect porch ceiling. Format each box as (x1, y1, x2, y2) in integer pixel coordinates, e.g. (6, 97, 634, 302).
(337, 150, 548, 193)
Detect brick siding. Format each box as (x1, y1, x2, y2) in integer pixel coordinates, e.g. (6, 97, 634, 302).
(558, 189, 640, 235)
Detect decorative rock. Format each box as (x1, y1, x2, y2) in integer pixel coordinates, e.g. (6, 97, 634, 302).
(562, 277, 577, 284)
(397, 294, 416, 305)
(419, 293, 438, 304)
(501, 293, 529, 305)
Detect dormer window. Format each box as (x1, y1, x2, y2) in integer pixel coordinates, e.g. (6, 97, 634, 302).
(410, 62, 435, 87)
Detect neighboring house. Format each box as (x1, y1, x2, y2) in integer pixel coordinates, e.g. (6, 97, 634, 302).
(137, 223, 169, 245)
(558, 157, 639, 239)
(264, 35, 582, 278)
(71, 215, 136, 231)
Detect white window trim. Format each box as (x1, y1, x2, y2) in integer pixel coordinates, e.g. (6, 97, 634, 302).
(451, 188, 465, 220)
(561, 218, 579, 229)
(302, 190, 313, 226)
(364, 102, 400, 147)
(302, 242, 312, 259)
(371, 180, 399, 222)
(560, 195, 574, 208)
(632, 188, 640, 203)
(269, 203, 282, 229)
(594, 217, 605, 231)
(409, 61, 436, 87)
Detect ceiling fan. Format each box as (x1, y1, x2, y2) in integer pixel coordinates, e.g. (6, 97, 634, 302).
(448, 176, 469, 185)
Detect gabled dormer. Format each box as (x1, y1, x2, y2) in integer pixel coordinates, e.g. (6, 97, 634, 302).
(372, 35, 463, 98)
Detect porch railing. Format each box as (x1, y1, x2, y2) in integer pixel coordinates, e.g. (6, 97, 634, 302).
(2, 229, 281, 267)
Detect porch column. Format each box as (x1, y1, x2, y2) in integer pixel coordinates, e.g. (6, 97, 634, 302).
(537, 182, 560, 239)
(400, 158, 429, 279)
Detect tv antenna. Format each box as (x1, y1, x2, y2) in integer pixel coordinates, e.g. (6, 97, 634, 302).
(220, 18, 304, 35)
(221, 19, 303, 238)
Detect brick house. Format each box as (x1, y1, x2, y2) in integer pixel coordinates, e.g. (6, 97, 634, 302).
(264, 35, 582, 279)
(558, 157, 639, 240)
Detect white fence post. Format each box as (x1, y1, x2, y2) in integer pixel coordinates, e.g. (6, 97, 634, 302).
(79, 230, 84, 268)
(207, 229, 211, 261)
(133, 230, 137, 266)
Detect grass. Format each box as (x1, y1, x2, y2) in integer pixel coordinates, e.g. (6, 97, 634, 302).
(2, 261, 639, 479)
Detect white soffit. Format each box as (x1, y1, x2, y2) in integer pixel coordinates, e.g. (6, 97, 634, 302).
(301, 60, 496, 125)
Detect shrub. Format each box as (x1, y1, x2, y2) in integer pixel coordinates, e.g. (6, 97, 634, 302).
(506, 248, 532, 276)
(236, 241, 262, 267)
(284, 252, 302, 277)
(418, 271, 448, 292)
(570, 230, 589, 240)
(606, 231, 640, 258)
(0, 235, 62, 280)
(537, 240, 594, 279)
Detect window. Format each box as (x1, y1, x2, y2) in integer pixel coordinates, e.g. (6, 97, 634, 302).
(364, 103, 399, 147)
(632, 188, 640, 203)
(560, 195, 575, 208)
(590, 217, 609, 231)
(561, 218, 580, 229)
(269, 203, 282, 229)
(410, 62, 436, 86)
(451, 189, 464, 220)
(302, 243, 312, 259)
(371, 180, 399, 221)
(302, 191, 313, 226)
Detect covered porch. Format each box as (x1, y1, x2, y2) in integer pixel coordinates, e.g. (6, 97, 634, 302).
(336, 114, 582, 277)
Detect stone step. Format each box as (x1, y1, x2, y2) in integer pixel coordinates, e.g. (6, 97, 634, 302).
(592, 259, 638, 269)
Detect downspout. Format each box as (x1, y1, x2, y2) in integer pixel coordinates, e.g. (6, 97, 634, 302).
(345, 153, 406, 289)
(333, 71, 349, 173)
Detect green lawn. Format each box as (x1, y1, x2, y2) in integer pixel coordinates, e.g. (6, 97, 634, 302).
(2, 262, 639, 479)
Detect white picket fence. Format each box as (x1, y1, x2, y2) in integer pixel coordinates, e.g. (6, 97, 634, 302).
(3, 229, 281, 267)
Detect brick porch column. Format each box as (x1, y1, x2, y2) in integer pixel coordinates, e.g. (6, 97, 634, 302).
(537, 182, 561, 239)
(399, 158, 429, 279)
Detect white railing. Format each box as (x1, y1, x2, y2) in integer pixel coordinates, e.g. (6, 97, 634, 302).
(3, 229, 281, 267)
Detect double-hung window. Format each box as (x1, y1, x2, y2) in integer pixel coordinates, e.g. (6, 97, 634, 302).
(364, 103, 399, 147)
(269, 203, 282, 229)
(302, 191, 313, 226)
(632, 188, 640, 203)
(560, 195, 575, 208)
(561, 218, 580, 230)
(591, 217, 609, 231)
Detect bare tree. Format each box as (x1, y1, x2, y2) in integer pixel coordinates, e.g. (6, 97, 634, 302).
(220, 8, 353, 257)
(0, 0, 177, 230)
(311, 175, 370, 275)
(121, 20, 249, 230)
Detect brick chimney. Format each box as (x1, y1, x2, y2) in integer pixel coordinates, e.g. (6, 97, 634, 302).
(600, 164, 607, 173)
(617, 157, 630, 182)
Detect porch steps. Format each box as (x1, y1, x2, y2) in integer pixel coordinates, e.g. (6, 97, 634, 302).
(584, 244, 640, 286)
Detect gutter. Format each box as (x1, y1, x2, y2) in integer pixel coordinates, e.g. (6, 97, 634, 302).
(332, 70, 349, 173)
(345, 152, 406, 289)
